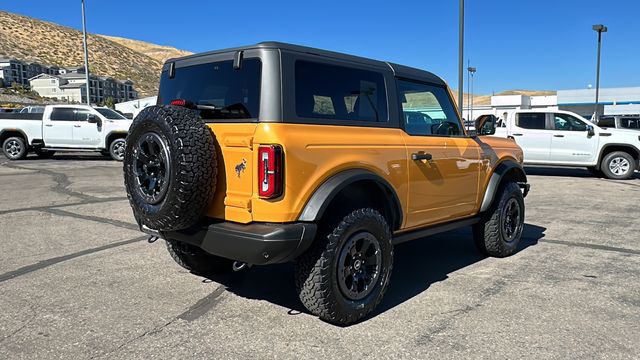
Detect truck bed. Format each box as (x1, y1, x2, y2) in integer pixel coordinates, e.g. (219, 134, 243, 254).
(0, 113, 43, 121)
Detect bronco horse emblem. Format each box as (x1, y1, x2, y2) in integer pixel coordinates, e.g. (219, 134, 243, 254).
(235, 158, 247, 177)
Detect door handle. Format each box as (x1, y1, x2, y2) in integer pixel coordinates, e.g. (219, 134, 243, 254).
(512, 133, 523, 136)
(45, 124, 53, 127)
(74, 124, 82, 128)
(553, 134, 564, 137)
(412, 153, 433, 161)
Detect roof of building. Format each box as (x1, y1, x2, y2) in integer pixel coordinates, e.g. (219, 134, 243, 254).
(28, 73, 60, 81)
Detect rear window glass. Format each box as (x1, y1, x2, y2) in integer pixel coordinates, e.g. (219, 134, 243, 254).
(621, 118, 640, 129)
(158, 59, 261, 121)
(516, 113, 546, 129)
(295, 60, 387, 123)
(50, 108, 77, 121)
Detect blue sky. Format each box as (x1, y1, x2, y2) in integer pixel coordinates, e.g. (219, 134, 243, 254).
(3, 0, 639, 94)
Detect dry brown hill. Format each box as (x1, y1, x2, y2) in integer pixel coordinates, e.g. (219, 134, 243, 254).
(98, 35, 192, 64)
(0, 11, 189, 96)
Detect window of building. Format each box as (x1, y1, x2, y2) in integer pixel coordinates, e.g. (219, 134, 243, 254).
(294, 60, 387, 123)
(397, 80, 463, 136)
(515, 113, 546, 129)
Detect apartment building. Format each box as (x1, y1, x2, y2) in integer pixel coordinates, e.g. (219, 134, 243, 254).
(30, 72, 138, 104)
(0, 58, 59, 86)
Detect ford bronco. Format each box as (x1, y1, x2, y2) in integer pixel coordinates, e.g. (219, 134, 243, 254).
(123, 42, 530, 325)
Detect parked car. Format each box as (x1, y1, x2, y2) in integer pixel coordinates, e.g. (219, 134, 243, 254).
(123, 42, 530, 325)
(0, 105, 132, 160)
(597, 115, 640, 131)
(18, 106, 45, 114)
(493, 109, 640, 179)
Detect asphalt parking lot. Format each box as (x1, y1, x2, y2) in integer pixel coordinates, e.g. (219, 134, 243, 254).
(0, 154, 638, 359)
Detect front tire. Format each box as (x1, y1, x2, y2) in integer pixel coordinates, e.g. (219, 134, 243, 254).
(166, 240, 233, 275)
(473, 181, 525, 257)
(295, 208, 393, 325)
(109, 138, 126, 161)
(601, 151, 635, 180)
(2, 136, 27, 160)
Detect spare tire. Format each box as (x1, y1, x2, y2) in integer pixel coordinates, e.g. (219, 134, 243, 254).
(123, 105, 217, 231)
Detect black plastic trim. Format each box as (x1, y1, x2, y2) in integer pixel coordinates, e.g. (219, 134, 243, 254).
(163, 221, 317, 265)
(480, 160, 527, 212)
(298, 169, 403, 229)
(393, 217, 479, 245)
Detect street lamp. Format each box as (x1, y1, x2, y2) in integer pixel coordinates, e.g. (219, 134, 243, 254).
(458, 0, 464, 117)
(81, 0, 91, 105)
(467, 65, 476, 125)
(592, 24, 607, 120)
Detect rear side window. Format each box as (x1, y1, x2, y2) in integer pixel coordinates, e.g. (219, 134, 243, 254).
(597, 117, 616, 128)
(50, 108, 77, 121)
(621, 118, 640, 129)
(158, 59, 261, 121)
(295, 61, 387, 122)
(516, 113, 545, 129)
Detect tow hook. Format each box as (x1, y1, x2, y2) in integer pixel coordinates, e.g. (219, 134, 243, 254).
(147, 235, 160, 243)
(232, 261, 251, 272)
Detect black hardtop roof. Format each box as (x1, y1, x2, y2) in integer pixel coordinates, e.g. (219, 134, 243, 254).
(167, 41, 446, 86)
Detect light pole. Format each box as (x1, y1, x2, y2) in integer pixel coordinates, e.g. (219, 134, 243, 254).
(458, 0, 464, 118)
(592, 24, 607, 120)
(81, 0, 91, 105)
(467, 65, 476, 124)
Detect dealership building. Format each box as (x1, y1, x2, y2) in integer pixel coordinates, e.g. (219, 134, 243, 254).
(463, 86, 640, 122)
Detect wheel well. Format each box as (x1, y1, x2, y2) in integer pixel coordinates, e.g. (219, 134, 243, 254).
(321, 179, 401, 231)
(500, 166, 527, 185)
(0, 130, 27, 146)
(106, 132, 126, 147)
(599, 145, 639, 165)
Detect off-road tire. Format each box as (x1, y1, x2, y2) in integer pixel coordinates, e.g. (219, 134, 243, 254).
(600, 151, 635, 180)
(123, 105, 217, 231)
(2, 136, 27, 160)
(294, 208, 393, 326)
(34, 148, 55, 159)
(166, 240, 233, 275)
(109, 138, 126, 161)
(473, 181, 524, 257)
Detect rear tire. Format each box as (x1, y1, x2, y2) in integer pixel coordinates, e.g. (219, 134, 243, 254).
(294, 208, 393, 325)
(2, 136, 27, 160)
(600, 151, 635, 180)
(166, 240, 233, 275)
(473, 181, 524, 257)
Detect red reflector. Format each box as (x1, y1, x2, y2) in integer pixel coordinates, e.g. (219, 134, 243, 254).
(258, 145, 283, 198)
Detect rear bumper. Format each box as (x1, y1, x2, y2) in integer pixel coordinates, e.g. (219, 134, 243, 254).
(161, 221, 317, 265)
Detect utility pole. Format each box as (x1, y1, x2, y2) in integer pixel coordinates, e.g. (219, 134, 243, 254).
(468, 65, 476, 123)
(458, 0, 464, 118)
(81, 0, 91, 105)
(592, 24, 607, 120)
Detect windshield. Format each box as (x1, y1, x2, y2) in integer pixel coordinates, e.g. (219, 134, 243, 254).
(95, 108, 127, 120)
(158, 59, 261, 121)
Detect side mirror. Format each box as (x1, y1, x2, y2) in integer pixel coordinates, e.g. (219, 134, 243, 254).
(586, 125, 595, 137)
(475, 114, 497, 136)
(87, 114, 99, 124)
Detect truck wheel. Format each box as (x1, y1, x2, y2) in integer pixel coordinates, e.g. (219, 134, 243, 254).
(601, 151, 635, 180)
(166, 240, 233, 275)
(34, 148, 55, 159)
(2, 136, 27, 160)
(473, 181, 524, 257)
(109, 138, 126, 161)
(294, 208, 393, 325)
(123, 105, 217, 231)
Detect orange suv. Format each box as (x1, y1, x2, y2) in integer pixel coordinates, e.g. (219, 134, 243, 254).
(123, 42, 530, 325)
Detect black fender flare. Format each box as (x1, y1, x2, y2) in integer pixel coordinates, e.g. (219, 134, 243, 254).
(0, 128, 29, 146)
(480, 160, 527, 212)
(298, 169, 403, 229)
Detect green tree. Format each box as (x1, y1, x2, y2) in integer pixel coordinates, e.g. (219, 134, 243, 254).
(105, 96, 116, 109)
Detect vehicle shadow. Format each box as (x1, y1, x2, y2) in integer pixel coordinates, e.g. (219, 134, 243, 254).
(20, 153, 111, 161)
(202, 223, 546, 322)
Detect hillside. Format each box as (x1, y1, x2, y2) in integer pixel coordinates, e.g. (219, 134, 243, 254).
(0, 11, 188, 96)
(98, 35, 192, 64)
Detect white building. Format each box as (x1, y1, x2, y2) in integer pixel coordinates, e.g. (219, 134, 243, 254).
(29, 72, 138, 104)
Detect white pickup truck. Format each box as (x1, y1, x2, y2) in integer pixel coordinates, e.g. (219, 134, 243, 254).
(492, 109, 640, 179)
(0, 105, 132, 161)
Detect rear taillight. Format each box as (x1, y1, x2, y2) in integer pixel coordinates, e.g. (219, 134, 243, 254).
(258, 145, 283, 198)
(170, 99, 193, 108)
